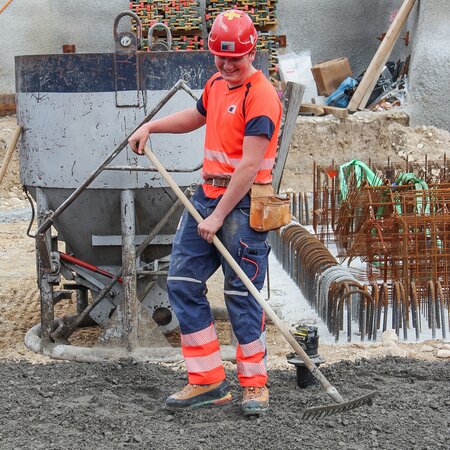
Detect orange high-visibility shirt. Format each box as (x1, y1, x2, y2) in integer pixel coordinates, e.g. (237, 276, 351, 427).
(196, 70, 282, 199)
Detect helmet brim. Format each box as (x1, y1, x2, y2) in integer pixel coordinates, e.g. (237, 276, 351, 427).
(208, 42, 257, 58)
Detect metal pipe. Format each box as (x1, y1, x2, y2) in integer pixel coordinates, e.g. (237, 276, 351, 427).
(121, 190, 138, 352)
(60, 252, 123, 282)
(36, 189, 54, 347)
(76, 286, 89, 315)
(104, 162, 203, 173)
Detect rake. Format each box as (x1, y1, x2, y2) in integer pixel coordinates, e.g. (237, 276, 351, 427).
(143, 143, 377, 419)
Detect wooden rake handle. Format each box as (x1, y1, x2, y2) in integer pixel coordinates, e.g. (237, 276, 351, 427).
(143, 143, 345, 404)
(0, 125, 22, 186)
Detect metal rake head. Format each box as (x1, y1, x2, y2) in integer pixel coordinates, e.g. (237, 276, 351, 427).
(302, 391, 378, 420)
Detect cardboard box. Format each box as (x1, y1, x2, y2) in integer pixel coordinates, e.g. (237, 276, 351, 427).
(311, 57, 352, 96)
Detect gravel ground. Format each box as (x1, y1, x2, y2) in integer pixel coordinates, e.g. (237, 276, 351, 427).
(0, 357, 449, 450)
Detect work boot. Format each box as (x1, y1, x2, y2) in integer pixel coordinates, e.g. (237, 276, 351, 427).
(165, 380, 232, 411)
(241, 385, 269, 415)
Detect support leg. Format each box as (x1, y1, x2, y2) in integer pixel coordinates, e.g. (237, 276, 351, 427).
(36, 188, 54, 348)
(121, 189, 138, 352)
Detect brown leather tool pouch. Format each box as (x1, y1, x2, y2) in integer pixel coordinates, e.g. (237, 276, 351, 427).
(249, 184, 291, 232)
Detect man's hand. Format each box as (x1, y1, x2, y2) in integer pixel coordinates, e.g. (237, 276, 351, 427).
(128, 124, 150, 155)
(197, 213, 224, 244)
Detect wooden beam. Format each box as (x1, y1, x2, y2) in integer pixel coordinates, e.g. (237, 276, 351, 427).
(301, 103, 349, 119)
(300, 104, 325, 116)
(272, 82, 305, 193)
(348, 0, 416, 111)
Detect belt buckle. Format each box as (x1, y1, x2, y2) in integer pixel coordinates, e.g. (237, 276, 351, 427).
(212, 178, 220, 187)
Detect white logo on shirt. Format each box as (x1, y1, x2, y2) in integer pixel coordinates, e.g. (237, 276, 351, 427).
(228, 105, 237, 114)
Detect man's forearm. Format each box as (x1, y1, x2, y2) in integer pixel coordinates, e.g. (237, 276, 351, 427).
(129, 107, 206, 154)
(146, 108, 205, 134)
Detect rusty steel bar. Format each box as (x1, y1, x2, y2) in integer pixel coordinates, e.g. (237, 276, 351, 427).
(121, 189, 138, 352)
(427, 281, 436, 339)
(435, 281, 446, 340)
(410, 282, 420, 340)
(371, 282, 379, 341)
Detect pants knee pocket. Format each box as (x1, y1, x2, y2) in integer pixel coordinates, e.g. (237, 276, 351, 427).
(230, 239, 270, 290)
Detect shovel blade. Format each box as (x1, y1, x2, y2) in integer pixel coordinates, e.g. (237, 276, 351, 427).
(302, 390, 378, 420)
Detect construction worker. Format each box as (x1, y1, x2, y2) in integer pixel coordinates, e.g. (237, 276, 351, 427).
(128, 9, 282, 415)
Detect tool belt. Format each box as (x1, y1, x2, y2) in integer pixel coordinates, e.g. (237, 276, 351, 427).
(249, 184, 291, 232)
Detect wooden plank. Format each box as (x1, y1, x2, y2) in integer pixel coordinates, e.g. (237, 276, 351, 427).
(300, 104, 325, 116)
(301, 103, 349, 119)
(272, 82, 305, 194)
(348, 0, 416, 111)
(321, 105, 349, 119)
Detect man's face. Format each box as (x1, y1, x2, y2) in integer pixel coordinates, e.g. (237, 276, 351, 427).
(214, 51, 256, 87)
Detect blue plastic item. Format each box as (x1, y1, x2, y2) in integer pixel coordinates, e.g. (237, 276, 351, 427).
(326, 77, 358, 108)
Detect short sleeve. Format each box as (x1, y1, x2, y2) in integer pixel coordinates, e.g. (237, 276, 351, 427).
(196, 95, 207, 116)
(243, 80, 281, 141)
(244, 115, 275, 139)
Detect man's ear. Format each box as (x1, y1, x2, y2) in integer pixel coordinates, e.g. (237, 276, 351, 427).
(248, 50, 256, 62)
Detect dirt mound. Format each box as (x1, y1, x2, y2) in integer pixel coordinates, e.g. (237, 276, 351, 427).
(281, 110, 450, 193)
(0, 358, 448, 449)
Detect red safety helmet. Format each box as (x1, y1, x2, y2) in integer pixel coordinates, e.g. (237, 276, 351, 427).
(208, 10, 258, 57)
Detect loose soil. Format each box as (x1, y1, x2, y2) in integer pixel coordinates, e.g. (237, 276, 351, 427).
(1, 113, 450, 449)
(0, 358, 448, 449)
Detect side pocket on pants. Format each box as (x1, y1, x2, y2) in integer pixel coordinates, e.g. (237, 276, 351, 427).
(230, 239, 270, 290)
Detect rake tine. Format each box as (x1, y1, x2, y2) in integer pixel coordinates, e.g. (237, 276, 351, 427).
(302, 391, 377, 420)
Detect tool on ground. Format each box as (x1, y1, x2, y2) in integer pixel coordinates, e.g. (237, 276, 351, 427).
(0, 125, 21, 186)
(143, 143, 377, 419)
(286, 325, 326, 389)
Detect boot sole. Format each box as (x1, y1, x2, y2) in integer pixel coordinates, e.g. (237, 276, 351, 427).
(243, 406, 269, 416)
(165, 392, 232, 411)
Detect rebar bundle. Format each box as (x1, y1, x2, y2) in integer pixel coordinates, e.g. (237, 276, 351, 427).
(269, 224, 369, 342)
(285, 156, 450, 341)
(270, 222, 449, 342)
